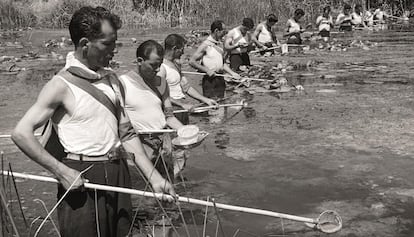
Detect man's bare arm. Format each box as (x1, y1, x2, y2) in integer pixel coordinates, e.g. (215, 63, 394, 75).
(12, 77, 84, 190)
(189, 44, 215, 76)
(122, 137, 175, 200)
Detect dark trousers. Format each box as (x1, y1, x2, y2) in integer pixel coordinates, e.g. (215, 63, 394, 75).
(259, 42, 274, 55)
(230, 53, 251, 72)
(57, 158, 132, 237)
(319, 29, 330, 38)
(202, 75, 225, 99)
(287, 36, 302, 45)
(339, 24, 353, 31)
(172, 104, 189, 125)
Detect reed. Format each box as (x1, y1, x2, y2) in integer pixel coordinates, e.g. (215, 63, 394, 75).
(0, 0, 411, 30)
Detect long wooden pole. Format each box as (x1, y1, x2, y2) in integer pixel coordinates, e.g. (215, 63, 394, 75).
(173, 102, 246, 113)
(181, 71, 271, 82)
(2, 171, 317, 224)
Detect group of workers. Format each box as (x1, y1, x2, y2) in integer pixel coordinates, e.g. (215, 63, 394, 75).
(9, 3, 409, 237)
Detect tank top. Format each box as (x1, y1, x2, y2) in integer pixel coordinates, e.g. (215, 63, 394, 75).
(120, 72, 166, 131)
(287, 18, 301, 33)
(352, 12, 363, 25)
(229, 27, 249, 54)
(202, 36, 224, 72)
(162, 62, 186, 99)
(257, 22, 273, 43)
(56, 76, 120, 156)
(317, 15, 333, 31)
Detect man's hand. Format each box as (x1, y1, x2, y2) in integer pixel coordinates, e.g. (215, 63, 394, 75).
(56, 168, 86, 191)
(231, 73, 241, 80)
(204, 98, 218, 107)
(182, 104, 195, 112)
(151, 178, 176, 202)
(206, 70, 216, 77)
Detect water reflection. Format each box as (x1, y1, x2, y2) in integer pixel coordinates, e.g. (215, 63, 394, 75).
(214, 129, 230, 149)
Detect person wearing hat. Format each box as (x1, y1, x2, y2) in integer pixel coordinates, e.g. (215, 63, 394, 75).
(254, 14, 280, 55)
(224, 17, 267, 71)
(336, 4, 353, 31)
(284, 9, 306, 44)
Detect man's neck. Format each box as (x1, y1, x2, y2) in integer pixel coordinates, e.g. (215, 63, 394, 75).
(135, 69, 153, 86)
(164, 52, 176, 62)
(74, 50, 98, 71)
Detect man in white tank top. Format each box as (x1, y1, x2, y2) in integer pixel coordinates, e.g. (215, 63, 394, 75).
(316, 6, 334, 42)
(120, 40, 190, 179)
(159, 34, 218, 125)
(254, 14, 280, 55)
(190, 20, 241, 99)
(284, 9, 306, 45)
(11, 7, 175, 237)
(224, 18, 267, 71)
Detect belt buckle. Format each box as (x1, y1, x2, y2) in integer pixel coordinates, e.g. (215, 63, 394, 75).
(107, 150, 117, 162)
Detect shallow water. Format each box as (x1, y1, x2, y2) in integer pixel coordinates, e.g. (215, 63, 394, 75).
(1, 26, 414, 236)
(168, 28, 414, 236)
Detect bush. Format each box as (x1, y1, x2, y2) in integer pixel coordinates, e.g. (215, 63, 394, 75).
(35, 0, 88, 28)
(0, 0, 37, 29)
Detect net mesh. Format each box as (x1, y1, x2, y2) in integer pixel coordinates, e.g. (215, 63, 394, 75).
(316, 210, 342, 233)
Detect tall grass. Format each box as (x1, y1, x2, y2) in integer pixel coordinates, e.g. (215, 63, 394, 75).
(0, 0, 411, 30)
(0, 0, 36, 29)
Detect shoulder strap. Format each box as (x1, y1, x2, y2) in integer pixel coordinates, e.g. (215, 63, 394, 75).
(123, 70, 165, 110)
(58, 68, 118, 120)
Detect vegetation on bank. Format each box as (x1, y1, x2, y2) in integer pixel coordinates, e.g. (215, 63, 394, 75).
(0, 0, 412, 29)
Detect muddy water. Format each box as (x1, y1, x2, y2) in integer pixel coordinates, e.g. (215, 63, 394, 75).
(171, 28, 414, 236)
(1, 26, 414, 236)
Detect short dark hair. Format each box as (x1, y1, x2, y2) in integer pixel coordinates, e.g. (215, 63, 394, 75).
(211, 20, 224, 33)
(323, 6, 331, 13)
(267, 14, 278, 23)
(242, 18, 254, 29)
(136, 40, 164, 60)
(164, 34, 186, 50)
(294, 9, 305, 17)
(69, 6, 122, 47)
(355, 4, 362, 10)
(344, 4, 352, 10)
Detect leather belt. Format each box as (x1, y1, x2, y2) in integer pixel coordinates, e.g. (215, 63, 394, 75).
(66, 149, 121, 162)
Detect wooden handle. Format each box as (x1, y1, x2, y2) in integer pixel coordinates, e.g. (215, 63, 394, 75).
(173, 103, 245, 113)
(2, 171, 317, 224)
(181, 71, 270, 82)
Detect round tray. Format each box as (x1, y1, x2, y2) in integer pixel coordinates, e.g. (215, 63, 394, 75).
(172, 131, 209, 149)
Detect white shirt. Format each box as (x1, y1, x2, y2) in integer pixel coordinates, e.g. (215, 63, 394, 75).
(201, 36, 224, 72)
(257, 22, 273, 43)
(54, 52, 121, 156)
(287, 18, 301, 33)
(162, 62, 190, 100)
(227, 27, 250, 54)
(316, 15, 333, 31)
(351, 12, 363, 25)
(120, 71, 166, 131)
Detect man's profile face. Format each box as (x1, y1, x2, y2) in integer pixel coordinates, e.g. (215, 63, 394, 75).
(267, 20, 277, 27)
(138, 50, 163, 86)
(173, 45, 184, 59)
(86, 20, 117, 69)
(216, 24, 227, 40)
(240, 26, 249, 35)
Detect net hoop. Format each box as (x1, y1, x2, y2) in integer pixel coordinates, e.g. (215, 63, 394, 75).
(316, 210, 342, 233)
